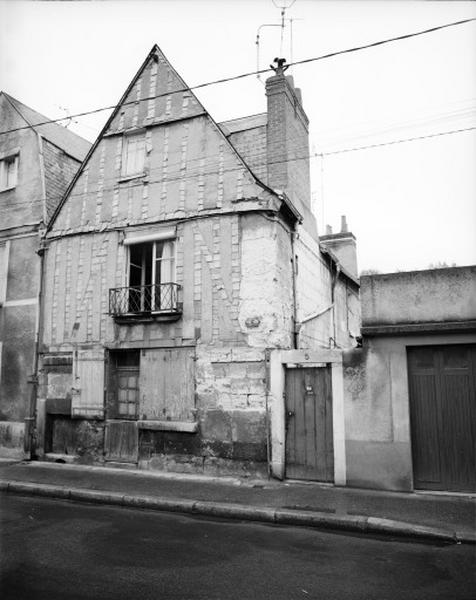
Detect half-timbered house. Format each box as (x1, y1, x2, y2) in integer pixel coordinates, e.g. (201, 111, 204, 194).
(37, 47, 359, 479)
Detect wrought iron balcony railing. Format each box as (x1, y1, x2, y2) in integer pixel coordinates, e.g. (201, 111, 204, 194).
(109, 283, 182, 318)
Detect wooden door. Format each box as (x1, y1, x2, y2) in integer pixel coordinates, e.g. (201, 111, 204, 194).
(105, 350, 140, 463)
(104, 421, 138, 463)
(107, 351, 140, 420)
(285, 366, 334, 481)
(408, 345, 476, 492)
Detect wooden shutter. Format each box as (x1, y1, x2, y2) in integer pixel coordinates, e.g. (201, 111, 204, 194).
(71, 349, 105, 418)
(139, 347, 195, 421)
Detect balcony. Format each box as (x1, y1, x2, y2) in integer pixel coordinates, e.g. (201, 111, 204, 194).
(109, 283, 182, 322)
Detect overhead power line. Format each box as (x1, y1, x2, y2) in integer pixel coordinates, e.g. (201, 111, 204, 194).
(6, 123, 475, 212)
(1, 17, 474, 137)
(316, 125, 476, 156)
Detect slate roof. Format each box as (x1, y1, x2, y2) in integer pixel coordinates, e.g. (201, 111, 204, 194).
(1, 92, 91, 162)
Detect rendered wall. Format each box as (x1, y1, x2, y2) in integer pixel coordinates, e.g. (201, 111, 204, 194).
(0, 106, 43, 457)
(344, 332, 476, 491)
(361, 266, 476, 326)
(296, 228, 360, 350)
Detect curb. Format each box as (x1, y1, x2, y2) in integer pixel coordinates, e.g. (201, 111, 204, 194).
(0, 480, 469, 544)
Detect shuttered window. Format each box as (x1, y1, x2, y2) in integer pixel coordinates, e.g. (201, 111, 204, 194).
(71, 350, 105, 418)
(121, 133, 145, 177)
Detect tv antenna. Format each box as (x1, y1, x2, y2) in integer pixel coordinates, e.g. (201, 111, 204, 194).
(58, 105, 80, 129)
(256, 0, 301, 80)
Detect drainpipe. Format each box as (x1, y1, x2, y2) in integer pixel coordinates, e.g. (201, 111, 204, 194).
(264, 348, 272, 479)
(290, 230, 299, 349)
(25, 133, 48, 458)
(25, 240, 46, 459)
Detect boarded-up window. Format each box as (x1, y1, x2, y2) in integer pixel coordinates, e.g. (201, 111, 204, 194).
(71, 349, 105, 418)
(139, 347, 195, 421)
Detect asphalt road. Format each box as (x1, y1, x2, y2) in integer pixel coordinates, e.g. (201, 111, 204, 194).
(0, 494, 474, 600)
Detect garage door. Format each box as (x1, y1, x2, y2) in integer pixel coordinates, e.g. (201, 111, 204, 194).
(408, 345, 476, 492)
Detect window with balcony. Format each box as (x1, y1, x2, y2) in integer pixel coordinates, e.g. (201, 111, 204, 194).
(121, 132, 145, 178)
(109, 237, 181, 319)
(0, 154, 18, 191)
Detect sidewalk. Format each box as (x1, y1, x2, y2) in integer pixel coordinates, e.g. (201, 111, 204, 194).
(1, 460, 475, 544)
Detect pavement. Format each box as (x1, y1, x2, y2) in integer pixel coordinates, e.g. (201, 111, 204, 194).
(0, 459, 475, 544)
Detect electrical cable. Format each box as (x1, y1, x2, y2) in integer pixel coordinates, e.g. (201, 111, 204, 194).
(3, 123, 475, 211)
(1, 17, 474, 137)
(315, 124, 476, 156)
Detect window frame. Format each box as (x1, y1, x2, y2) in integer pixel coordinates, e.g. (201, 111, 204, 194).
(125, 236, 177, 314)
(120, 131, 146, 179)
(0, 153, 19, 192)
(127, 239, 176, 288)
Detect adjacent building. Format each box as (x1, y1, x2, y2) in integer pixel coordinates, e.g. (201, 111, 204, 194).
(36, 47, 359, 479)
(344, 266, 476, 492)
(0, 92, 91, 457)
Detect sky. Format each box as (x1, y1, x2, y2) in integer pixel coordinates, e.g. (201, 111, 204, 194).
(0, 0, 475, 273)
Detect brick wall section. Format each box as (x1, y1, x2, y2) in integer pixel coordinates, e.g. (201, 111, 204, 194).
(42, 139, 82, 221)
(265, 74, 317, 237)
(227, 125, 268, 181)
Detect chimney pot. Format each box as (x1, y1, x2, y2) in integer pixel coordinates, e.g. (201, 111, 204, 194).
(341, 215, 348, 233)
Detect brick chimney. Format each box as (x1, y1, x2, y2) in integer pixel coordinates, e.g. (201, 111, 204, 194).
(320, 215, 358, 279)
(265, 59, 317, 237)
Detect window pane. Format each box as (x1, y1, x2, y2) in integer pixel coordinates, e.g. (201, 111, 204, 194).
(154, 240, 175, 284)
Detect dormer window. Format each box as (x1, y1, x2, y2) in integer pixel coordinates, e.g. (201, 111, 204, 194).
(0, 154, 19, 191)
(121, 132, 145, 177)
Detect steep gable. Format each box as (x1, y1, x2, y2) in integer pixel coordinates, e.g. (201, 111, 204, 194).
(0, 92, 91, 227)
(48, 45, 280, 236)
(2, 93, 90, 162)
(0, 92, 45, 228)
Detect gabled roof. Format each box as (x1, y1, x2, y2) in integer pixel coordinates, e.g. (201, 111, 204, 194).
(48, 44, 288, 233)
(1, 92, 91, 161)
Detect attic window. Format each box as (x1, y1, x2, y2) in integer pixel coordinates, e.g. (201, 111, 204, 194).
(121, 132, 145, 177)
(0, 154, 19, 191)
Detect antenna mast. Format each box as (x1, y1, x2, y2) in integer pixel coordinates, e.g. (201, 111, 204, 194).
(256, 0, 299, 80)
